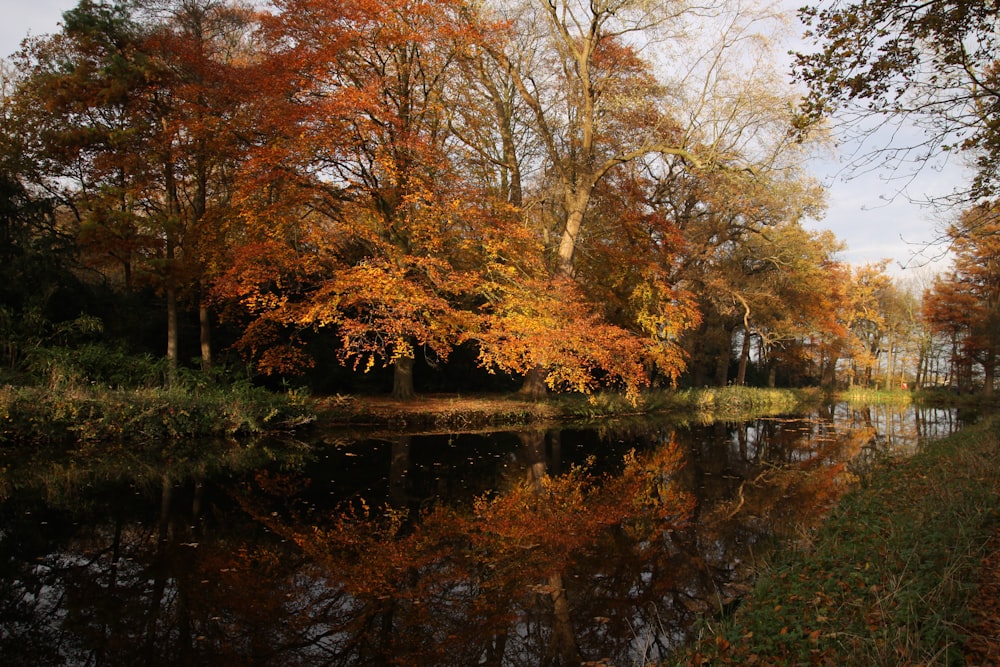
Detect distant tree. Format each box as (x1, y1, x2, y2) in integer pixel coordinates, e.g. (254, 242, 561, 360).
(923, 203, 1000, 394)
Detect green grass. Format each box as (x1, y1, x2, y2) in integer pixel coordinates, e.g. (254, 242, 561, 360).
(667, 414, 1000, 666)
(551, 387, 825, 424)
(0, 382, 314, 446)
(838, 387, 914, 406)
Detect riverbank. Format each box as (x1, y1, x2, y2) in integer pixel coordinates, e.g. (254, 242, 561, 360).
(0, 382, 314, 445)
(312, 386, 827, 431)
(667, 413, 1000, 666)
(0, 382, 964, 444)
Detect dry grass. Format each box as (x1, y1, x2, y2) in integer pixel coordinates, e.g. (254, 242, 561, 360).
(312, 393, 560, 432)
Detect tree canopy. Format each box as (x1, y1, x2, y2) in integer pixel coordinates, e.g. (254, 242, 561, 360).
(0, 0, 993, 396)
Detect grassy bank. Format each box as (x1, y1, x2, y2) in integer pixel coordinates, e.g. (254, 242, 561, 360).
(0, 382, 314, 446)
(652, 386, 825, 422)
(838, 386, 915, 406)
(1, 383, 824, 445)
(549, 385, 821, 419)
(668, 414, 1000, 666)
(313, 386, 827, 430)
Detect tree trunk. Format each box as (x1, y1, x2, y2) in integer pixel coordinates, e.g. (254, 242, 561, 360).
(736, 330, 751, 386)
(166, 285, 178, 387)
(392, 354, 416, 400)
(164, 152, 180, 387)
(199, 302, 212, 373)
(556, 188, 594, 278)
(518, 366, 548, 400)
(885, 336, 896, 389)
(983, 352, 995, 396)
(714, 324, 732, 387)
(821, 353, 838, 388)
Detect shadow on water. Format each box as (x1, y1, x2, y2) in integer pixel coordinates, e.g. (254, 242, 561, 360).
(0, 403, 966, 666)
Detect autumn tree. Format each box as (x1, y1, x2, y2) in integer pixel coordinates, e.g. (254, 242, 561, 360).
(458, 0, 821, 396)
(679, 213, 846, 388)
(442, 1, 688, 396)
(219, 0, 706, 399)
(214, 0, 504, 398)
(611, 30, 832, 389)
(144, 0, 261, 373)
(840, 261, 893, 387)
(924, 203, 1000, 394)
(873, 278, 921, 390)
(901, 269, 948, 389)
(9, 0, 258, 381)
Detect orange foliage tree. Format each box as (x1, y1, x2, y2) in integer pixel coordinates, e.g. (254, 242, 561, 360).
(458, 0, 714, 397)
(11, 0, 260, 379)
(216, 0, 706, 399)
(923, 203, 1000, 394)
(214, 0, 495, 397)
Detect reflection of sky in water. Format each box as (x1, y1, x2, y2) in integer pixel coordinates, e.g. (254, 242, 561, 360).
(829, 403, 963, 454)
(717, 404, 964, 465)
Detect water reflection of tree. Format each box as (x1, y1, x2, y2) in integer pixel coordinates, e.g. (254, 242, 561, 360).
(233, 432, 695, 666)
(0, 408, 966, 665)
(0, 470, 337, 666)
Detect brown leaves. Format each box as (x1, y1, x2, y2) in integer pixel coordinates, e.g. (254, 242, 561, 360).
(964, 525, 1000, 665)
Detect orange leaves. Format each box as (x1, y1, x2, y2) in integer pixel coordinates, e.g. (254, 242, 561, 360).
(217, 0, 500, 381)
(326, 256, 473, 370)
(471, 275, 655, 398)
(269, 442, 693, 597)
(922, 203, 1000, 390)
(630, 277, 702, 384)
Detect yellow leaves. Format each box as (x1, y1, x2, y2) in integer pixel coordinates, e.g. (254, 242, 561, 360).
(473, 275, 672, 397)
(388, 338, 413, 363)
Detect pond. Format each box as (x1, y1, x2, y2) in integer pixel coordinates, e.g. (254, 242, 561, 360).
(0, 403, 968, 666)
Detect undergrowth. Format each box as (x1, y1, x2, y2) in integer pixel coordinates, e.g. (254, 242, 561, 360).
(0, 382, 314, 446)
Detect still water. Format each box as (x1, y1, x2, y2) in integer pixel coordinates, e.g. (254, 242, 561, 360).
(0, 403, 966, 666)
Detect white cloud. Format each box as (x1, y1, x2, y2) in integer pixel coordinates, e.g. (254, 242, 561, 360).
(805, 150, 966, 275)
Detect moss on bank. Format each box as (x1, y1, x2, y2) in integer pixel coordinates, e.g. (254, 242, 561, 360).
(667, 414, 1000, 666)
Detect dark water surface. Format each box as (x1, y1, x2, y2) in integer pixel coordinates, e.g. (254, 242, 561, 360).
(0, 403, 966, 666)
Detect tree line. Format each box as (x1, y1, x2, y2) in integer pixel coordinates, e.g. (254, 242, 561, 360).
(0, 0, 996, 398)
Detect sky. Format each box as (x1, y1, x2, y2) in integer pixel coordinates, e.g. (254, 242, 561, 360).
(0, 0, 969, 278)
